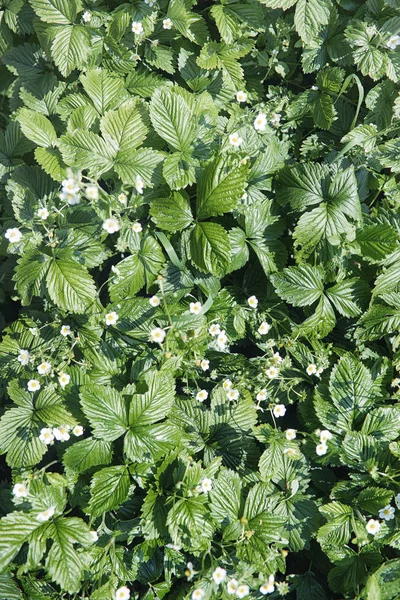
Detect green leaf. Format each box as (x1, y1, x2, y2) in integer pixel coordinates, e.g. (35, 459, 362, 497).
(89, 465, 131, 517)
(196, 156, 248, 220)
(101, 101, 149, 154)
(325, 278, 369, 317)
(80, 68, 127, 114)
(209, 468, 242, 525)
(62, 437, 113, 474)
(0, 512, 42, 570)
(29, 0, 79, 24)
(190, 222, 231, 276)
(114, 147, 164, 187)
(18, 108, 57, 148)
(166, 495, 214, 551)
(162, 150, 197, 190)
(294, 0, 331, 44)
(0, 574, 23, 600)
(150, 87, 197, 152)
(129, 370, 175, 427)
(272, 265, 325, 307)
(149, 191, 193, 232)
(46, 256, 97, 313)
(51, 25, 91, 77)
(80, 385, 128, 441)
(59, 130, 116, 178)
(356, 224, 398, 263)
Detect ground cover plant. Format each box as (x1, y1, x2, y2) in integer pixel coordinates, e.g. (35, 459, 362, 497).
(2, 0, 400, 598)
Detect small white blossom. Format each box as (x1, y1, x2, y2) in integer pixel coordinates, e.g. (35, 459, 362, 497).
(36, 506, 55, 522)
(115, 586, 130, 600)
(306, 363, 317, 375)
(149, 295, 160, 307)
(82, 10, 92, 22)
(266, 366, 279, 379)
(185, 562, 197, 581)
(236, 585, 250, 598)
(227, 579, 239, 595)
(89, 531, 98, 542)
(37, 361, 51, 375)
(27, 379, 40, 392)
(317, 366, 324, 374)
(212, 567, 227, 584)
(39, 428, 54, 445)
(118, 192, 127, 204)
(316, 443, 328, 456)
(229, 132, 243, 147)
(17, 349, 30, 365)
(247, 295, 258, 308)
(29, 327, 39, 336)
(5, 228, 23, 243)
(37, 207, 49, 220)
(58, 372, 71, 388)
(150, 327, 166, 343)
(131, 222, 142, 234)
(135, 175, 144, 194)
(256, 389, 267, 401)
(53, 425, 71, 442)
(286, 429, 297, 441)
(200, 359, 210, 371)
(216, 330, 228, 349)
(319, 430, 332, 443)
(105, 311, 119, 326)
(191, 590, 205, 600)
(258, 321, 271, 335)
(270, 113, 281, 127)
(163, 18, 173, 29)
(132, 21, 144, 35)
(62, 178, 80, 195)
(396, 493, 400, 509)
(223, 379, 232, 391)
(311, 85, 318, 91)
(259, 575, 275, 595)
(201, 478, 212, 493)
(236, 90, 248, 103)
(273, 404, 286, 418)
(60, 325, 71, 337)
(366, 519, 381, 535)
(387, 34, 400, 50)
(60, 191, 80, 205)
(86, 185, 99, 200)
(190, 301, 202, 315)
(273, 352, 283, 364)
(13, 483, 28, 498)
(227, 388, 239, 401)
(209, 323, 221, 336)
(73, 425, 84, 436)
(196, 389, 208, 402)
(254, 113, 267, 131)
(379, 505, 395, 521)
(111, 265, 120, 276)
(103, 218, 120, 234)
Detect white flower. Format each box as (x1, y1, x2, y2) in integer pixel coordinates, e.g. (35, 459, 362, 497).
(200, 359, 210, 371)
(13, 483, 28, 498)
(135, 175, 144, 194)
(37, 361, 51, 375)
(258, 321, 271, 335)
(60, 325, 71, 337)
(270, 113, 281, 127)
(118, 192, 127, 204)
(266, 366, 279, 379)
(62, 178, 80, 195)
(284, 447, 298, 458)
(254, 113, 267, 131)
(191, 590, 205, 600)
(103, 218, 120, 234)
(132, 21, 144, 34)
(37, 207, 49, 220)
(29, 327, 39, 336)
(185, 562, 198, 581)
(387, 34, 400, 50)
(105, 311, 119, 326)
(216, 330, 228, 348)
(27, 379, 40, 392)
(132, 222, 143, 233)
(286, 429, 297, 441)
(379, 505, 395, 521)
(111, 265, 120, 276)
(317, 366, 324, 375)
(60, 191, 80, 205)
(213, 567, 227, 584)
(149, 295, 160, 307)
(227, 579, 239, 594)
(366, 519, 381, 535)
(223, 379, 232, 391)
(311, 85, 318, 91)
(391, 378, 400, 388)
(39, 428, 54, 445)
(196, 389, 208, 402)
(73, 425, 84, 436)
(201, 478, 212, 493)
(36, 506, 55, 522)
(247, 295, 258, 308)
(209, 323, 221, 336)
(256, 389, 267, 401)
(150, 327, 166, 343)
(236, 90, 248, 103)
(316, 443, 328, 456)
(319, 430, 332, 443)
(395, 493, 400, 509)
(82, 10, 92, 22)
(306, 363, 317, 375)
(58, 372, 71, 388)
(5, 228, 23, 243)
(236, 584, 250, 598)
(163, 18, 173, 29)
(17, 349, 30, 365)
(190, 302, 202, 315)
(259, 575, 275, 595)
(273, 404, 286, 418)
(229, 132, 243, 147)
(273, 352, 283, 364)
(86, 185, 99, 200)
(227, 388, 239, 401)
(115, 586, 130, 600)
(89, 530, 98, 542)
(53, 425, 71, 442)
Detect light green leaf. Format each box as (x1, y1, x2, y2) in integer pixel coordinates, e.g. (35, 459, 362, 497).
(190, 222, 231, 276)
(89, 465, 131, 517)
(129, 370, 175, 427)
(46, 256, 97, 313)
(101, 101, 148, 154)
(150, 87, 197, 152)
(29, 0, 80, 24)
(59, 130, 116, 177)
(51, 25, 91, 77)
(62, 437, 113, 474)
(18, 108, 57, 148)
(272, 265, 325, 307)
(325, 278, 369, 317)
(80, 385, 128, 441)
(80, 68, 127, 114)
(294, 0, 331, 44)
(149, 191, 193, 232)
